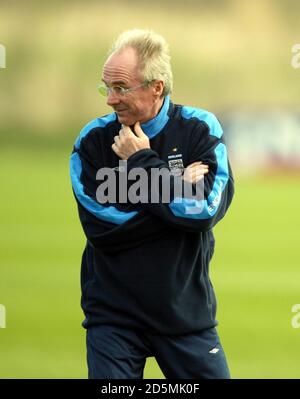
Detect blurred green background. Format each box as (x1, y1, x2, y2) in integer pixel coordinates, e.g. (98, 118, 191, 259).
(0, 0, 300, 378)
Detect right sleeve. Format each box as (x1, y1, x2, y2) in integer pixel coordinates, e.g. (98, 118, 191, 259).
(125, 119, 234, 233)
(69, 128, 168, 252)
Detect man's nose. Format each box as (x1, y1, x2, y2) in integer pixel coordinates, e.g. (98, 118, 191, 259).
(106, 90, 121, 106)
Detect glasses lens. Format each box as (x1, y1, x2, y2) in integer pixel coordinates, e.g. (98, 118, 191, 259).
(97, 85, 108, 97)
(113, 86, 125, 96)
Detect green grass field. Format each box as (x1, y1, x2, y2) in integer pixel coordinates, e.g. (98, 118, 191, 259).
(1, 0, 300, 379)
(0, 147, 299, 378)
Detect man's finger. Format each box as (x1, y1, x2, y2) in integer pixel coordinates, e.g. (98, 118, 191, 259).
(191, 166, 209, 173)
(134, 121, 146, 138)
(195, 166, 209, 172)
(186, 165, 209, 173)
(111, 143, 120, 155)
(121, 124, 133, 136)
(186, 162, 208, 170)
(189, 171, 207, 180)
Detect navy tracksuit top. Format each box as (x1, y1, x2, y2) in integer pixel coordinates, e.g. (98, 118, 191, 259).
(70, 96, 234, 335)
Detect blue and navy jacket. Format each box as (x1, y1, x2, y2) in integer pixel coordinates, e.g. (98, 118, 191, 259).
(70, 96, 234, 335)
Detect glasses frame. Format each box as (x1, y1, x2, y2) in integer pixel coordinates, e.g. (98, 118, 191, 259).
(97, 81, 150, 97)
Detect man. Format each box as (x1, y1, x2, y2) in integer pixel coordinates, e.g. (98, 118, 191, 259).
(70, 29, 234, 379)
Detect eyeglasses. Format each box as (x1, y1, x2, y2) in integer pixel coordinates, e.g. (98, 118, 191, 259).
(97, 82, 149, 97)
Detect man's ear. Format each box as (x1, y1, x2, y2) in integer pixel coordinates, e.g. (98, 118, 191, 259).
(153, 80, 164, 97)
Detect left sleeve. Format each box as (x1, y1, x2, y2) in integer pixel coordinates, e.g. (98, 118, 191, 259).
(70, 125, 168, 252)
(126, 119, 234, 233)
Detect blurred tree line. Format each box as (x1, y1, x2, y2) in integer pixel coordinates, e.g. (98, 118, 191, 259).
(0, 0, 299, 150)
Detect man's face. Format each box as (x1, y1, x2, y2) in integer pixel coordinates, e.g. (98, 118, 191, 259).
(102, 47, 161, 126)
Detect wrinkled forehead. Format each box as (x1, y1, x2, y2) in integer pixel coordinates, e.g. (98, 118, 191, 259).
(102, 48, 143, 84)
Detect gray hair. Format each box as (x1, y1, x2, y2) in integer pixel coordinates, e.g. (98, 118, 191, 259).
(108, 29, 173, 97)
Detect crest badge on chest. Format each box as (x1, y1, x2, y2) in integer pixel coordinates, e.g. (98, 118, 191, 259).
(167, 148, 184, 176)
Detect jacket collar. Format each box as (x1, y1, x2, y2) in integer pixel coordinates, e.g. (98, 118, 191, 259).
(140, 95, 170, 139)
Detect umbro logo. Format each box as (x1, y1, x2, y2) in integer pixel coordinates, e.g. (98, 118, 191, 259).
(209, 347, 219, 354)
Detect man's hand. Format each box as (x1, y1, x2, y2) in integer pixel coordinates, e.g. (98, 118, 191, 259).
(183, 161, 209, 184)
(112, 121, 150, 160)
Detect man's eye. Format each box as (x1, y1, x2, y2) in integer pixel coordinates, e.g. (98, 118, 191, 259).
(114, 86, 125, 94)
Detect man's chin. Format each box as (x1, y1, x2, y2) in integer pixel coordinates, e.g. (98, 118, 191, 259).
(117, 114, 135, 126)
